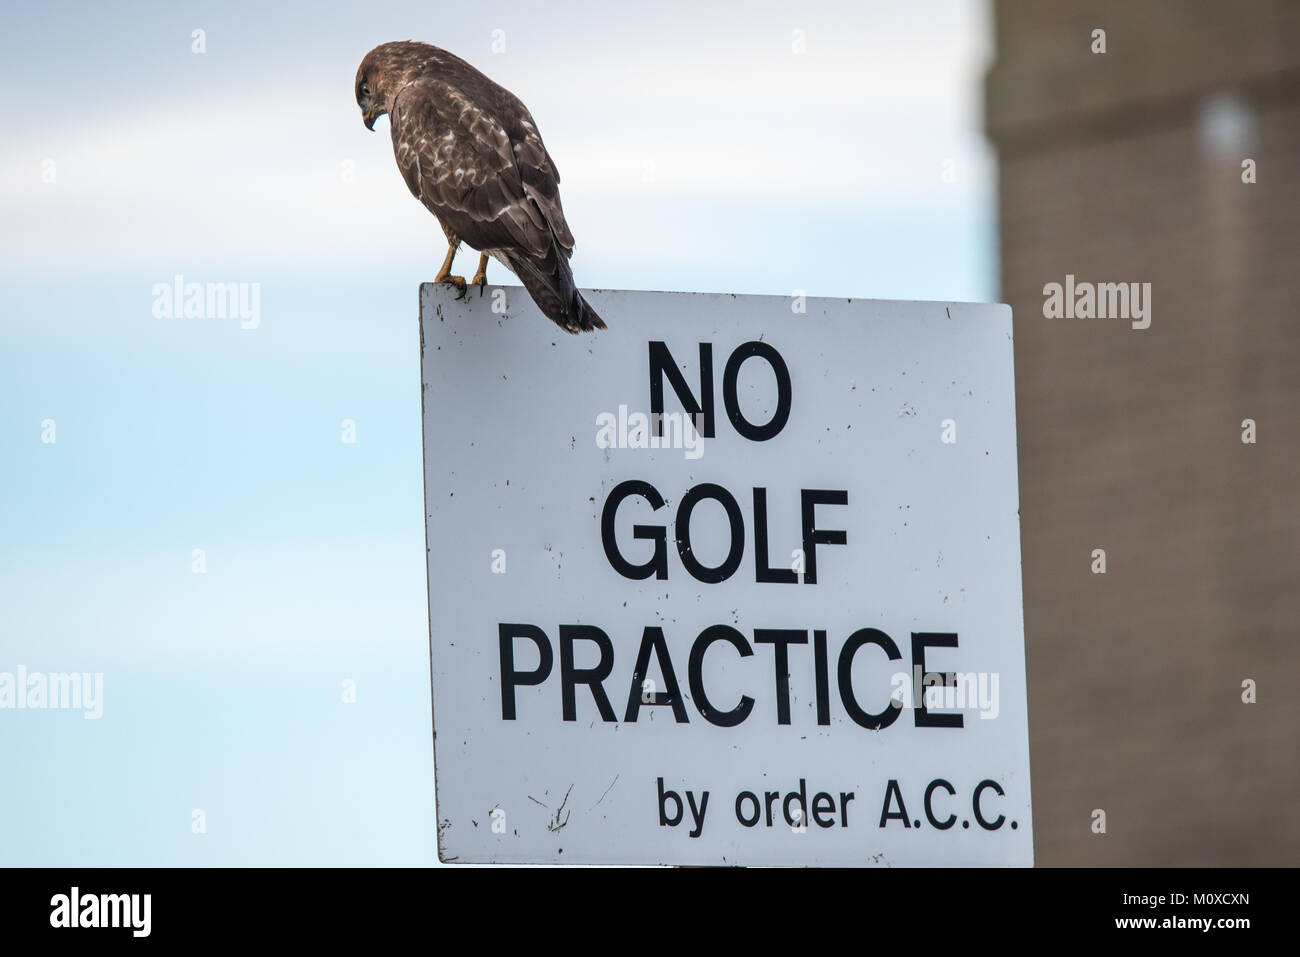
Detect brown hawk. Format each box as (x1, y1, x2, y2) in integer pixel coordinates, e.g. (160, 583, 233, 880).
(356, 41, 605, 333)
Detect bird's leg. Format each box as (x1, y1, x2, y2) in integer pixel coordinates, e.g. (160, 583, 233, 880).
(470, 252, 489, 295)
(433, 241, 467, 298)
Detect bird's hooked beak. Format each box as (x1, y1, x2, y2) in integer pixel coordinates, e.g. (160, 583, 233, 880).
(360, 98, 383, 131)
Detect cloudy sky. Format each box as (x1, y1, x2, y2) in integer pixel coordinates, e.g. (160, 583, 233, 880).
(1, 0, 994, 292)
(0, 0, 995, 865)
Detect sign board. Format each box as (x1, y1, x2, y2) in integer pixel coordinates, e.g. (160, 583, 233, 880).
(420, 284, 1032, 866)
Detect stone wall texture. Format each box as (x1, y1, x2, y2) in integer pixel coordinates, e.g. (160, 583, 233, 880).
(986, 0, 1300, 865)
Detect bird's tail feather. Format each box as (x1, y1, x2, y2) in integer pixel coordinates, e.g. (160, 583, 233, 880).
(502, 245, 605, 334)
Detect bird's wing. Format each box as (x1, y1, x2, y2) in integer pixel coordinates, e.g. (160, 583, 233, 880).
(389, 77, 570, 258)
(506, 100, 575, 255)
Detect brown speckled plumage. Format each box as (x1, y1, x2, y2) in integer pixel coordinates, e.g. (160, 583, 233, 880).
(356, 41, 604, 332)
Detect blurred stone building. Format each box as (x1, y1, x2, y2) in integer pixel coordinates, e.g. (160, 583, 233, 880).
(985, 0, 1300, 865)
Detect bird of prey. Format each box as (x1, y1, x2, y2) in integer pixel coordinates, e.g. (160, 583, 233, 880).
(356, 41, 604, 333)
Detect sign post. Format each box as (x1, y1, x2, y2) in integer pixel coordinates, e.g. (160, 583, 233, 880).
(420, 284, 1032, 866)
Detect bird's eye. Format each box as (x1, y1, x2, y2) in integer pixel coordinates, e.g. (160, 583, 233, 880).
(360, 84, 371, 99)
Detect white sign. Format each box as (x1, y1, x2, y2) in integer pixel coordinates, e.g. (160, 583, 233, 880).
(420, 285, 1032, 866)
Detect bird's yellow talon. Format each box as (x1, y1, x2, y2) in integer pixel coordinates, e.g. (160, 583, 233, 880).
(470, 253, 489, 295)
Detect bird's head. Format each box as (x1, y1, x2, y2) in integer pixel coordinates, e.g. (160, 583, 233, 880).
(356, 41, 437, 131)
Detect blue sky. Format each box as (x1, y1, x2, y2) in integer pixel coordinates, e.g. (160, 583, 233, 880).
(0, 0, 995, 864)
